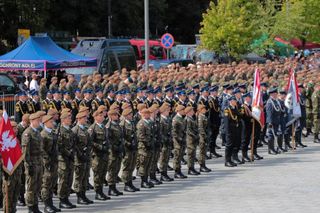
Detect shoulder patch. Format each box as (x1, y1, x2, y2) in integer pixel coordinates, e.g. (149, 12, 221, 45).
(224, 109, 229, 116)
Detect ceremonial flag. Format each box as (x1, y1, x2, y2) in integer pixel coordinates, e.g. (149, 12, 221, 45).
(285, 70, 301, 127)
(251, 69, 265, 127)
(0, 111, 24, 175)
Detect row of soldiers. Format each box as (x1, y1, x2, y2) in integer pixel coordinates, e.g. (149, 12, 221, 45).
(7, 76, 318, 213)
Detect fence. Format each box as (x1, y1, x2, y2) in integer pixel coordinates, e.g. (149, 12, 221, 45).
(0, 94, 17, 118)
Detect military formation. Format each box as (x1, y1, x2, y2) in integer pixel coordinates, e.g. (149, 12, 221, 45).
(1, 55, 319, 213)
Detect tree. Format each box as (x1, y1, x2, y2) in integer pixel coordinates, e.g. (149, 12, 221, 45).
(200, 0, 263, 59)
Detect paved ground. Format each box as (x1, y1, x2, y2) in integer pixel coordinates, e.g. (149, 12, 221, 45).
(19, 136, 320, 213)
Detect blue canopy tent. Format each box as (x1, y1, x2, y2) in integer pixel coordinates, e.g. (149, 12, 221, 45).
(0, 36, 97, 75)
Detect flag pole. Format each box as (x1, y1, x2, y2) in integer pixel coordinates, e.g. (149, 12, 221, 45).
(250, 120, 255, 162)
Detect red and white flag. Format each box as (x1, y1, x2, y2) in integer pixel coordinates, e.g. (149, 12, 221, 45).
(285, 70, 301, 126)
(0, 111, 24, 175)
(251, 68, 265, 128)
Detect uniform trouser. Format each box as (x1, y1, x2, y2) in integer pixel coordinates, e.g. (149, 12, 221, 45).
(87, 157, 92, 184)
(313, 114, 319, 134)
(186, 137, 197, 169)
(73, 162, 89, 193)
(138, 151, 152, 177)
(198, 137, 207, 165)
(41, 162, 58, 201)
(3, 166, 21, 213)
(306, 110, 313, 129)
(241, 122, 252, 152)
(107, 151, 122, 185)
(159, 144, 171, 173)
(19, 162, 25, 200)
(25, 163, 42, 206)
(58, 160, 74, 199)
(233, 122, 243, 154)
(253, 124, 261, 153)
(121, 150, 137, 183)
(91, 154, 108, 191)
(150, 148, 161, 175)
(220, 118, 226, 144)
(173, 140, 185, 171)
(225, 124, 241, 162)
(266, 124, 279, 150)
(210, 126, 220, 150)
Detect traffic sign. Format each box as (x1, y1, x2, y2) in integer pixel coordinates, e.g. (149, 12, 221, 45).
(161, 33, 174, 49)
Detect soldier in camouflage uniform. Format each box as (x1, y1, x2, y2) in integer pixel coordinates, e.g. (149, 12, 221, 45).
(88, 109, 110, 200)
(172, 105, 187, 179)
(312, 85, 320, 143)
(40, 115, 60, 213)
(72, 112, 94, 205)
(2, 121, 22, 213)
(305, 83, 314, 136)
(136, 108, 154, 188)
(185, 106, 200, 175)
(120, 108, 140, 192)
(107, 109, 124, 196)
(21, 113, 43, 213)
(57, 112, 76, 209)
(158, 104, 174, 182)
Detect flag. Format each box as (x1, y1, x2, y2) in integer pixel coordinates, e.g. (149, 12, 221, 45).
(285, 70, 301, 127)
(251, 69, 265, 128)
(0, 111, 24, 175)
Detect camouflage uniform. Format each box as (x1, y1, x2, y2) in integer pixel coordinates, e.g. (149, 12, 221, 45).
(150, 117, 161, 181)
(312, 90, 320, 140)
(186, 115, 199, 170)
(172, 114, 186, 172)
(198, 113, 208, 165)
(158, 115, 172, 174)
(17, 123, 28, 205)
(305, 87, 314, 131)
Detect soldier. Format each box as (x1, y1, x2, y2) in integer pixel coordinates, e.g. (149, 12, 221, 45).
(312, 84, 320, 143)
(2, 121, 22, 213)
(172, 105, 187, 178)
(197, 104, 212, 172)
(232, 88, 244, 164)
(154, 87, 163, 106)
(49, 77, 59, 92)
(296, 84, 307, 148)
(136, 108, 154, 188)
(66, 74, 77, 99)
(144, 88, 154, 108)
(198, 87, 210, 109)
(41, 90, 53, 112)
(72, 112, 94, 205)
(57, 112, 76, 209)
(49, 91, 62, 113)
(132, 87, 145, 112)
(21, 113, 43, 212)
(71, 89, 82, 121)
(80, 89, 93, 123)
(224, 96, 241, 167)
(107, 109, 124, 196)
(59, 79, 67, 92)
(40, 115, 61, 213)
(158, 104, 174, 181)
(15, 91, 29, 122)
(175, 90, 187, 108)
(61, 91, 72, 111)
(278, 90, 289, 151)
(305, 82, 314, 137)
(88, 109, 110, 200)
(163, 85, 175, 114)
(92, 88, 105, 112)
(120, 108, 140, 192)
(104, 88, 115, 111)
(185, 106, 200, 175)
(39, 78, 48, 101)
(186, 90, 197, 112)
(265, 88, 281, 155)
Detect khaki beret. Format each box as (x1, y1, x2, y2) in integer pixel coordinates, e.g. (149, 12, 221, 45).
(97, 105, 107, 112)
(37, 111, 46, 117)
(137, 103, 146, 111)
(60, 112, 71, 120)
(108, 109, 118, 116)
(10, 121, 17, 127)
(47, 109, 58, 116)
(29, 113, 40, 120)
(159, 104, 169, 113)
(122, 108, 133, 116)
(79, 106, 89, 113)
(22, 113, 30, 121)
(175, 105, 185, 112)
(121, 102, 131, 110)
(141, 108, 151, 114)
(149, 105, 158, 113)
(40, 78, 47, 83)
(93, 110, 103, 117)
(42, 115, 53, 124)
(197, 104, 207, 112)
(76, 112, 87, 119)
(184, 106, 194, 114)
(61, 108, 71, 114)
(110, 103, 119, 111)
(51, 77, 58, 81)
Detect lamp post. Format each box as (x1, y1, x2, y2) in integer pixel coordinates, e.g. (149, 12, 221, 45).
(144, 0, 149, 71)
(108, 0, 112, 38)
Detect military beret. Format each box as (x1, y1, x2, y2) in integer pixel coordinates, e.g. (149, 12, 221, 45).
(268, 87, 278, 94)
(61, 108, 71, 114)
(137, 103, 146, 111)
(76, 112, 87, 119)
(78, 106, 89, 113)
(184, 106, 194, 114)
(141, 108, 151, 114)
(60, 112, 71, 120)
(92, 110, 102, 117)
(29, 113, 40, 120)
(108, 109, 118, 116)
(60, 79, 66, 83)
(97, 105, 107, 112)
(22, 113, 30, 121)
(37, 111, 46, 117)
(42, 115, 53, 124)
(159, 104, 169, 113)
(51, 77, 58, 81)
(10, 121, 17, 127)
(122, 108, 132, 116)
(47, 109, 58, 116)
(175, 105, 185, 112)
(121, 102, 131, 110)
(197, 104, 206, 112)
(110, 103, 119, 111)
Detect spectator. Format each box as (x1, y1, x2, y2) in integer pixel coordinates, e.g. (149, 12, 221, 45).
(29, 73, 39, 91)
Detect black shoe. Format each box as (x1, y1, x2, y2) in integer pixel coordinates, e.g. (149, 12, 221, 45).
(124, 184, 136, 192)
(77, 193, 90, 205)
(108, 185, 123, 196)
(95, 189, 110, 201)
(211, 152, 223, 158)
(174, 171, 187, 179)
(200, 165, 212, 172)
(242, 156, 251, 162)
(160, 173, 174, 182)
(150, 177, 162, 185)
(298, 142, 307, 148)
(18, 196, 26, 206)
(268, 149, 278, 155)
(181, 158, 187, 165)
(44, 200, 55, 213)
(254, 153, 263, 160)
(167, 165, 174, 171)
(87, 182, 94, 190)
(82, 192, 94, 204)
(130, 181, 140, 191)
(225, 161, 237, 167)
(215, 145, 221, 149)
(28, 206, 36, 213)
(206, 154, 212, 160)
(232, 156, 243, 164)
(104, 179, 109, 186)
(188, 168, 200, 175)
(141, 180, 153, 188)
(59, 198, 75, 209)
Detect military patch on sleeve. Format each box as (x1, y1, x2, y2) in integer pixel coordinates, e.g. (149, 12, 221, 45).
(16, 105, 20, 112)
(224, 109, 229, 116)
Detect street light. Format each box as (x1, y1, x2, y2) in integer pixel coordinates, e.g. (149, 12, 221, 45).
(144, 0, 149, 71)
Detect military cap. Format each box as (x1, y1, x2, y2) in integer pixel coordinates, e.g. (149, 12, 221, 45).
(228, 96, 237, 101)
(92, 110, 103, 117)
(78, 106, 89, 113)
(261, 82, 269, 87)
(108, 109, 118, 116)
(175, 105, 185, 112)
(233, 88, 241, 95)
(279, 90, 287, 95)
(83, 89, 93, 94)
(53, 90, 61, 94)
(239, 83, 247, 89)
(17, 91, 27, 96)
(97, 105, 107, 112)
(136, 87, 143, 93)
(141, 108, 151, 114)
(61, 108, 71, 114)
(226, 85, 234, 90)
(63, 91, 70, 95)
(233, 83, 239, 88)
(74, 88, 81, 93)
(76, 112, 87, 119)
(187, 89, 195, 95)
(184, 106, 194, 114)
(47, 109, 58, 116)
(268, 87, 278, 94)
(177, 90, 186, 96)
(222, 84, 230, 89)
(22, 113, 30, 121)
(200, 87, 209, 92)
(29, 113, 40, 120)
(37, 111, 46, 117)
(192, 83, 200, 89)
(122, 108, 132, 116)
(209, 86, 218, 92)
(197, 104, 206, 112)
(10, 121, 17, 127)
(42, 115, 53, 124)
(114, 90, 122, 95)
(60, 112, 71, 120)
(146, 88, 154, 94)
(47, 90, 53, 95)
(137, 103, 146, 111)
(242, 92, 251, 98)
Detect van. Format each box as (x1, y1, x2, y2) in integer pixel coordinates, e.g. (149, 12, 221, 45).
(68, 38, 137, 78)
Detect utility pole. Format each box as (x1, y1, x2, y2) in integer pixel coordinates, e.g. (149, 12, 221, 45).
(108, 0, 112, 38)
(144, 0, 149, 71)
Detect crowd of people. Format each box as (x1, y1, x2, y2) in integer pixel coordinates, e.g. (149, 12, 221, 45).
(1, 52, 319, 213)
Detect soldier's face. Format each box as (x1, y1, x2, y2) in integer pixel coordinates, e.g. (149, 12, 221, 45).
(126, 113, 133, 120)
(45, 119, 54, 129)
(64, 116, 72, 126)
(31, 118, 40, 128)
(47, 94, 53, 99)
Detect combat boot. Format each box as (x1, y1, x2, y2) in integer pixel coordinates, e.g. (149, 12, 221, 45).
(150, 173, 162, 185)
(87, 181, 94, 190)
(268, 139, 278, 155)
(314, 134, 320, 143)
(188, 167, 200, 175)
(181, 157, 187, 165)
(49, 198, 61, 212)
(141, 176, 153, 188)
(124, 182, 136, 192)
(59, 198, 76, 209)
(77, 192, 90, 205)
(277, 136, 286, 152)
(82, 192, 94, 204)
(44, 199, 56, 213)
(130, 181, 140, 191)
(17, 195, 26, 206)
(160, 172, 174, 182)
(232, 152, 244, 164)
(174, 169, 187, 179)
(95, 188, 110, 201)
(242, 150, 251, 162)
(167, 165, 174, 171)
(33, 205, 43, 213)
(200, 164, 212, 172)
(108, 184, 123, 196)
(28, 206, 36, 213)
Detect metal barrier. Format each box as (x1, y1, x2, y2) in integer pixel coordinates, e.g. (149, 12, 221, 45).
(0, 94, 17, 117)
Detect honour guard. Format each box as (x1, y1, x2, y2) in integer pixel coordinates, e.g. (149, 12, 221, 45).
(15, 91, 29, 122)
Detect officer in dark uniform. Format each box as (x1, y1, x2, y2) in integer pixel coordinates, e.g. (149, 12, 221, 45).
(278, 90, 288, 151)
(232, 88, 244, 164)
(41, 90, 53, 112)
(175, 90, 187, 107)
(224, 96, 241, 167)
(104, 88, 115, 111)
(91, 88, 105, 113)
(163, 85, 175, 114)
(266, 88, 281, 155)
(186, 90, 197, 112)
(144, 88, 154, 108)
(154, 87, 163, 106)
(27, 91, 41, 114)
(192, 83, 200, 103)
(80, 89, 94, 123)
(220, 85, 233, 146)
(198, 87, 210, 109)
(61, 91, 73, 111)
(296, 84, 307, 148)
(15, 91, 29, 122)
(114, 90, 124, 111)
(71, 88, 82, 120)
(49, 90, 62, 112)
(123, 89, 134, 112)
(240, 92, 253, 162)
(261, 82, 269, 144)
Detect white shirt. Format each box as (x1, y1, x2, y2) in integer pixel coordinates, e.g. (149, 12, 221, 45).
(29, 79, 39, 91)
